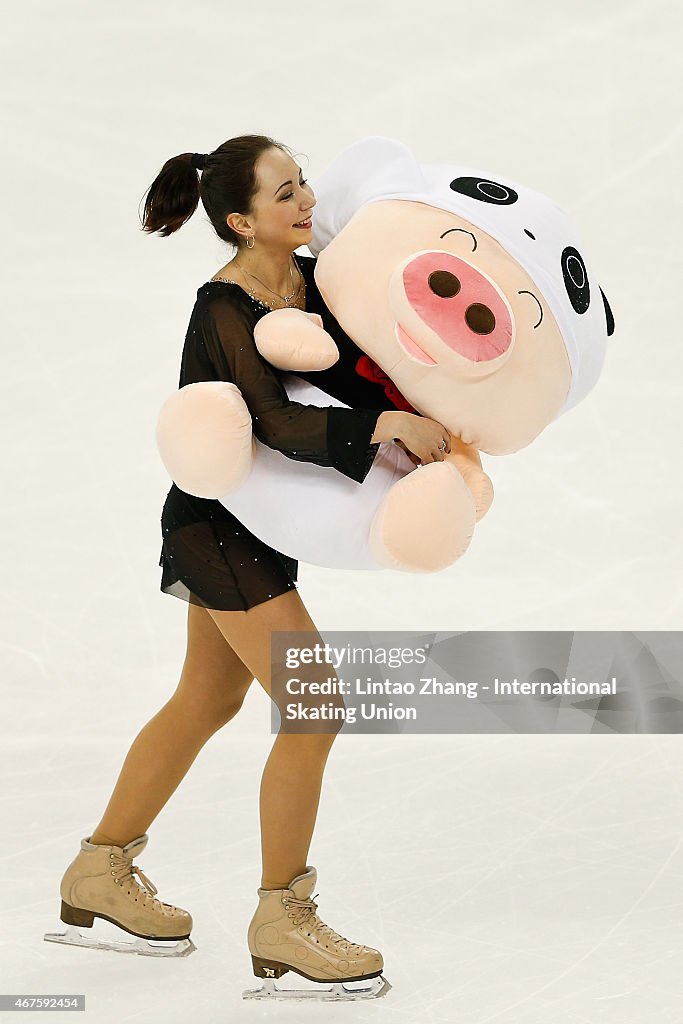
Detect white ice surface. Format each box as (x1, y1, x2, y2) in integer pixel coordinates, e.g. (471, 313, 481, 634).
(2, 0, 682, 1020)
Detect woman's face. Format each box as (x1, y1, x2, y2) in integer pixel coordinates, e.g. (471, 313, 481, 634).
(228, 147, 316, 250)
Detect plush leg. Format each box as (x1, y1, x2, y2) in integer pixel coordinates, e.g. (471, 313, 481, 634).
(368, 461, 477, 572)
(446, 438, 494, 521)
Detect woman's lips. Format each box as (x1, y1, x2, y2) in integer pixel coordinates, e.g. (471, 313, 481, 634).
(395, 323, 437, 365)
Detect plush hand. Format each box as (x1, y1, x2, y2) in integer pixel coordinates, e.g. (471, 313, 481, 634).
(253, 308, 340, 370)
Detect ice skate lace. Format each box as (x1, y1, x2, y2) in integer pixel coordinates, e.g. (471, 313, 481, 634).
(110, 853, 173, 909)
(282, 893, 367, 954)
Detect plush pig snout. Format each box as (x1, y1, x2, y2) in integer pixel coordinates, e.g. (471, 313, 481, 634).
(399, 250, 514, 364)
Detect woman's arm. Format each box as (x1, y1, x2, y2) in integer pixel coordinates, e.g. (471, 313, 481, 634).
(200, 294, 382, 484)
(370, 411, 408, 444)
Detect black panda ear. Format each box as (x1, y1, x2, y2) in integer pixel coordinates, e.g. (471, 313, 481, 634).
(600, 286, 615, 336)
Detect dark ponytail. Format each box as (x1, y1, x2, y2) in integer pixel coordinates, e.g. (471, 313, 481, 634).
(140, 134, 292, 246)
(140, 153, 200, 237)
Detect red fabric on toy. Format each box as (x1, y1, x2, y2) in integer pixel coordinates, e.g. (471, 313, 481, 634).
(355, 355, 418, 414)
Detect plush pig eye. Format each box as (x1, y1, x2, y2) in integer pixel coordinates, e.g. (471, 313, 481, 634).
(449, 176, 518, 206)
(518, 290, 543, 329)
(440, 227, 476, 250)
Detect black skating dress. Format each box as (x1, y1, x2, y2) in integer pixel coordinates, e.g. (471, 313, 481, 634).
(159, 254, 408, 612)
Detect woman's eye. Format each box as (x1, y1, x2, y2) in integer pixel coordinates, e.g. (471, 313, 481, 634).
(281, 179, 308, 200)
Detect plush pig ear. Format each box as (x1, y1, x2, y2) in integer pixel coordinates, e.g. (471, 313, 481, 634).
(308, 135, 426, 255)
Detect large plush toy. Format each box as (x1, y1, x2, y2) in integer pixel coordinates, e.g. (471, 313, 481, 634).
(157, 136, 614, 573)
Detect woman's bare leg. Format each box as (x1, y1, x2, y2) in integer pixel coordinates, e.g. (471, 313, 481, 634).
(89, 602, 254, 847)
(205, 589, 341, 890)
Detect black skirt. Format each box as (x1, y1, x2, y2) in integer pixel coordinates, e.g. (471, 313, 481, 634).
(159, 484, 299, 612)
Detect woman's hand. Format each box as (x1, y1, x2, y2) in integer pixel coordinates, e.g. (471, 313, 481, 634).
(371, 410, 452, 465)
(397, 414, 452, 465)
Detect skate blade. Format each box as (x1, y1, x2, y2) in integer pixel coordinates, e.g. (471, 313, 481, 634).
(242, 974, 391, 1001)
(44, 924, 196, 958)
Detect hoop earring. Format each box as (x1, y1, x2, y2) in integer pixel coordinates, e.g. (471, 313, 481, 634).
(246, 235, 255, 249)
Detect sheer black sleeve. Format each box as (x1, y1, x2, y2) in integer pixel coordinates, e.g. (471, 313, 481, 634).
(200, 292, 382, 484)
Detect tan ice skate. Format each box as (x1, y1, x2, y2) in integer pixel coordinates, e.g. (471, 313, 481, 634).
(243, 865, 391, 1000)
(43, 834, 196, 957)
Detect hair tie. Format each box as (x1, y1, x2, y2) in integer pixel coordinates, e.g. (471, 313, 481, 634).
(190, 153, 208, 171)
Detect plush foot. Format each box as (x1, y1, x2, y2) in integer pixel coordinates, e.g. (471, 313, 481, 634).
(368, 461, 476, 572)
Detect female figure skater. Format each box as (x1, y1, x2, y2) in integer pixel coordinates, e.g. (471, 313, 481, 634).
(48, 135, 451, 999)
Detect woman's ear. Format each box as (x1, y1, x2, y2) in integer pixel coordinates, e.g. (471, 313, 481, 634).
(226, 212, 252, 238)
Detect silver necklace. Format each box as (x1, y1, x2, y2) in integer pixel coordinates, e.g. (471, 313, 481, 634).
(212, 255, 304, 308)
(241, 256, 297, 304)
(240, 255, 305, 306)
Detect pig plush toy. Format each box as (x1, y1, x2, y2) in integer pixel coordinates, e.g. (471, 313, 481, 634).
(157, 136, 614, 573)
